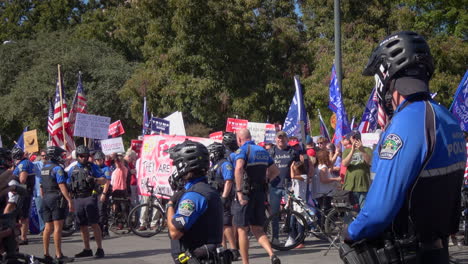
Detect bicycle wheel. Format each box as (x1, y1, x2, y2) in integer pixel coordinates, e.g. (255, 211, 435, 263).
(264, 209, 307, 251)
(324, 207, 356, 248)
(128, 203, 165, 238)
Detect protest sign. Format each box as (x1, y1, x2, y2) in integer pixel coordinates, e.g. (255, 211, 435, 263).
(24, 130, 39, 153)
(131, 139, 143, 157)
(247, 122, 271, 143)
(264, 124, 276, 143)
(74, 113, 111, 139)
(138, 135, 214, 197)
(101, 137, 125, 155)
(209, 131, 223, 141)
(361, 132, 381, 148)
(150, 117, 170, 134)
(226, 118, 248, 133)
(164, 111, 186, 136)
(108, 120, 125, 137)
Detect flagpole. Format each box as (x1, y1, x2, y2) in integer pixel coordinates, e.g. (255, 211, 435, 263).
(57, 64, 67, 149)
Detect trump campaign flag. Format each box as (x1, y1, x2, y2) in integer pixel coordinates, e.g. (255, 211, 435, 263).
(328, 64, 350, 144)
(450, 70, 468, 131)
(359, 87, 378, 133)
(283, 76, 309, 141)
(317, 110, 330, 141)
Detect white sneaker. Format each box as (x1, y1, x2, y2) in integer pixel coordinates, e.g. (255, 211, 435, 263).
(284, 236, 295, 247)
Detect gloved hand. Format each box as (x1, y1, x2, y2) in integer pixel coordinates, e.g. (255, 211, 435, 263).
(86, 176, 95, 184)
(341, 224, 355, 244)
(170, 190, 185, 204)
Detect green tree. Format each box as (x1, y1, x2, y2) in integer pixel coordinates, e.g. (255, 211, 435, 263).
(0, 30, 135, 147)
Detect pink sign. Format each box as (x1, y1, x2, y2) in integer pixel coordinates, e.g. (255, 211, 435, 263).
(131, 139, 143, 158)
(209, 131, 223, 141)
(225, 118, 248, 133)
(137, 135, 214, 197)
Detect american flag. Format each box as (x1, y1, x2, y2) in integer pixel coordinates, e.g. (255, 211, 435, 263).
(50, 79, 75, 151)
(47, 98, 54, 135)
(69, 72, 87, 130)
(377, 103, 388, 129)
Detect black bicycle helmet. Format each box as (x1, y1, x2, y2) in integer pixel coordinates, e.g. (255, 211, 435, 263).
(207, 142, 226, 163)
(0, 148, 12, 168)
(363, 31, 434, 116)
(11, 147, 24, 160)
(222, 132, 238, 152)
(75, 145, 90, 156)
(166, 140, 209, 178)
(46, 146, 67, 164)
(94, 150, 106, 160)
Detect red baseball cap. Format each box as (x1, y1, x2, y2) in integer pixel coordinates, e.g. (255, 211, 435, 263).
(288, 139, 300, 147)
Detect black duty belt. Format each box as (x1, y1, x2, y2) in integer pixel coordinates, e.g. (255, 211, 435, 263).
(74, 192, 93, 198)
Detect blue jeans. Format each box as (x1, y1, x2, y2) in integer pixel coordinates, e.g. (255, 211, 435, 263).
(353, 192, 367, 210)
(34, 196, 45, 232)
(269, 186, 286, 239)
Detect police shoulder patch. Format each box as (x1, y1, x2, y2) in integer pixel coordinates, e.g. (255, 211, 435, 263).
(18, 164, 23, 170)
(57, 169, 64, 176)
(380, 134, 403, 160)
(225, 163, 233, 171)
(178, 199, 195, 217)
(235, 149, 242, 154)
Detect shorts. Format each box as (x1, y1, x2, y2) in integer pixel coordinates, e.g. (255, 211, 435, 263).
(18, 195, 32, 219)
(232, 191, 266, 227)
(112, 190, 128, 199)
(74, 196, 99, 226)
(223, 201, 233, 226)
(42, 193, 66, 222)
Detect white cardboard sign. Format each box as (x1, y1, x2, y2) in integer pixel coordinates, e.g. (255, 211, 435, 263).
(101, 137, 125, 155)
(73, 113, 111, 139)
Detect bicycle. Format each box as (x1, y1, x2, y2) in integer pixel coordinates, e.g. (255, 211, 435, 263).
(263, 189, 356, 252)
(108, 193, 132, 235)
(127, 182, 167, 238)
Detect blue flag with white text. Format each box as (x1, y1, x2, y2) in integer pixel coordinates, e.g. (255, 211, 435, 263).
(318, 111, 330, 141)
(450, 70, 468, 131)
(283, 76, 309, 141)
(14, 127, 29, 150)
(328, 64, 350, 144)
(142, 97, 150, 135)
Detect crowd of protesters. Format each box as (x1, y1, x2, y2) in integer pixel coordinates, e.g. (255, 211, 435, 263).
(2, 126, 467, 264)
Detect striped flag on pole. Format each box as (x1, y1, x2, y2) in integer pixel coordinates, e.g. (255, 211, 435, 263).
(69, 72, 87, 131)
(47, 98, 54, 137)
(50, 77, 75, 152)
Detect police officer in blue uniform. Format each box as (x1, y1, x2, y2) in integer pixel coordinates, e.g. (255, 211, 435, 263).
(93, 151, 111, 237)
(68, 145, 106, 259)
(233, 129, 281, 264)
(223, 132, 238, 166)
(165, 140, 227, 264)
(10, 147, 35, 245)
(207, 142, 239, 257)
(340, 31, 465, 264)
(40, 146, 74, 263)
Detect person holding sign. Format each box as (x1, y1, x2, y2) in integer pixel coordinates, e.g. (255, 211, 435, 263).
(68, 145, 106, 259)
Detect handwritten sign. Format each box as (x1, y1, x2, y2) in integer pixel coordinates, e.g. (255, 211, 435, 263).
(74, 113, 111, 139)
(24, 130, 39, 153)
(101, 137, 125, 155)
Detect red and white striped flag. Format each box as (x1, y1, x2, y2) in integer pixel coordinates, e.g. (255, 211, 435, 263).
(50, 79, 75, 152)
(69, 72, 87, 131)
(377, 103, 388, 129)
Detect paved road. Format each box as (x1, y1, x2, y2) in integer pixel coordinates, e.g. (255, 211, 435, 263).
(20, 231, 468, 264)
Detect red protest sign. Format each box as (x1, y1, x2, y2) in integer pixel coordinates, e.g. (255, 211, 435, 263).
(131, 139, 143, 157)
(209, 131, 223, 141)
(225, 118, 248, 133)
(108, 120, 125, 138)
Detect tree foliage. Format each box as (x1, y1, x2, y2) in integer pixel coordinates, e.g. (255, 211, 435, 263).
(0, 0, 466, 142)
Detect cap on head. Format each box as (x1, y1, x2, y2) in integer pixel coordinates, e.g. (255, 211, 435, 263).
(276, 131, 288, 138)
(288, 139, 300, 147)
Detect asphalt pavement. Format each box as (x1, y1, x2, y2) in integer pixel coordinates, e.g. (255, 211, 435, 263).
(20, 231, 468, 264)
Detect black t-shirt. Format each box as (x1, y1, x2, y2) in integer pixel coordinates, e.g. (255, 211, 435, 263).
(269, 146, 298, 188)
